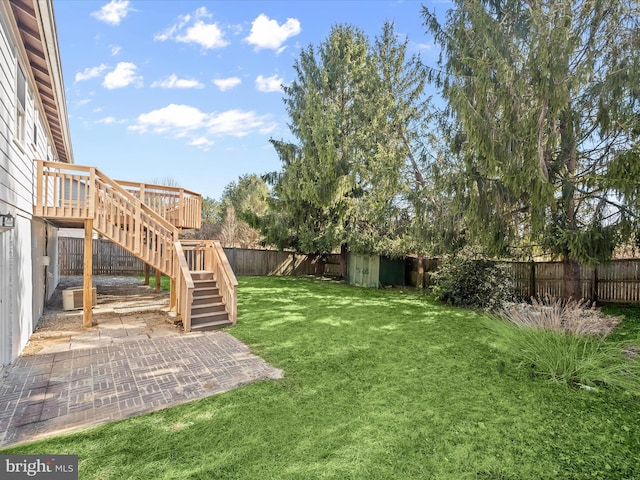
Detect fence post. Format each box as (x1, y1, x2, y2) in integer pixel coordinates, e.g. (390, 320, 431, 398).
(591, 266, 599, 304)
(529, 261, 536, 299)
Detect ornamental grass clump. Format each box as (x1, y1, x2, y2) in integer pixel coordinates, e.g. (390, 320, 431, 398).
(500, 295, 621, 337)
(491, 297, 640, 395)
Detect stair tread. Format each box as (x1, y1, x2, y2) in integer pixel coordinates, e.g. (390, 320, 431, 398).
(191, 302, 226, 310)
(190, 310, 229, 319)
(193, 290, 220, 297)
(191, 302, 226, 316)
(190, 319, 233, 330)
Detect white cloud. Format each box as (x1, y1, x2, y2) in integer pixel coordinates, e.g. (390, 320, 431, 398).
(110, 45, 122, 56)
(213, 77, 241, 91)
(179, 21, 227, 49)
(155, 7, 228, 50)
(129, 104, 276, 146)
(259, 124, 278, 135)
(245, 14, 301, 51)
(229, 24, 243, 36)
(151, 74, 204, 89)
(255, 74, 283, 93)
(91, 0, 132, 26)
(416, 42, 433, 51)
(96, 116, 117, 124)
(131, 104, 207, 134)
(207, 109, 276, 137)
(102, 62, 142, 89)
(75, 64, 108, 82)
(189, 137, 214, 150)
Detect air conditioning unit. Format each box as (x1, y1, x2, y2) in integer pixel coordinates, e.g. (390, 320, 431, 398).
(62, 287, 97, 311)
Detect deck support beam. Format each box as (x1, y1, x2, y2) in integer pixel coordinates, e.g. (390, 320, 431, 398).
(83, 219, 93, 327)
(155, 268, 161, 293)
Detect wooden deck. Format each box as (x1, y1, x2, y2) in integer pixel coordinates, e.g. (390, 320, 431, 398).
(33, 159, 235, 330)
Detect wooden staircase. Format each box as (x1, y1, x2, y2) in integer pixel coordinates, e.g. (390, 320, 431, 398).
(33, 160, 237, 332)
(190, 271, 232, 330)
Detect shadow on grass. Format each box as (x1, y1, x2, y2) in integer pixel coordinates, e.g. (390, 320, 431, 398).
(5, 276, 640, 479)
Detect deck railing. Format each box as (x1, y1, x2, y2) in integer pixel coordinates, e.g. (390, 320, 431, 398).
(173, 241, 194, 332)
(34, 160, 179, 275)
(116, 180, 202, 230)
(179, 240, 238, 325)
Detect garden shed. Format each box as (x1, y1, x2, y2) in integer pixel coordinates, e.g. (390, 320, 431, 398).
(347, 253, 405, 288)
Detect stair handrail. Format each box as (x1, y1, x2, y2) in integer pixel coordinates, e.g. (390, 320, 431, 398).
(173, 241, 194, 332)
(178, 240, 238, 324)
(210, 240, 238, 324)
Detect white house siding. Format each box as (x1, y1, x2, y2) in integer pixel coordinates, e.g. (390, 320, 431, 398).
(0, 4, 61, 369)
(0, 229, 15, 368)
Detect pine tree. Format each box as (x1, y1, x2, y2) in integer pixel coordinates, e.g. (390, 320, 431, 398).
(273, 24, 409, 277)
(424, 0, 640, 299)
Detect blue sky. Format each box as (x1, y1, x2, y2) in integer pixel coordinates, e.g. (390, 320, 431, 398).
(54, 0, 449, 199)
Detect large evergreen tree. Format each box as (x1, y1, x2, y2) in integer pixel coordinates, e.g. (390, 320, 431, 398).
(424, 0, 640, 299)
(272, 24, 410, 276)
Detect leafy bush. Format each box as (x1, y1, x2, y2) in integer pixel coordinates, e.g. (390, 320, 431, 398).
(431, 255, 514, 310)
(500, 295, 621, 336)
(488, 318, 640, 395)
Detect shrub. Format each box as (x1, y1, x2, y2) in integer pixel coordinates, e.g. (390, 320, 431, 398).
(488, 318, 640, 395)
(431, 255, 514, 310)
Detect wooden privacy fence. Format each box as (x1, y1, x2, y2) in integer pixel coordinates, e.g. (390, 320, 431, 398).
(222, 248, 341, 277)
(59, 237, 341, 277)
(58, 238, 640, 304)
(503, 260, 640, 303)
(59, 237, 145, 275)
(405, 256, 640, 304)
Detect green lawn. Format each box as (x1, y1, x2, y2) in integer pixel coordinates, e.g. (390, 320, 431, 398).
(143, 274, 171, 292)
(4, 276, 640, 479)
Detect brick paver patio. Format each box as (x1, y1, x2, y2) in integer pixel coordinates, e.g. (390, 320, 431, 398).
(0, 278, 283, 448)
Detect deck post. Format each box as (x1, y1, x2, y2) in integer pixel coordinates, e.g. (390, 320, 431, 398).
(155, 268, 161, 293)
(169, 277, 176, 310)
(83, 219, 93, 327)
(35, 160, 43, 216)
(144, 263, 150, 285)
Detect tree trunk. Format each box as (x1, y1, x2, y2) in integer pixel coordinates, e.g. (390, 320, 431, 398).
(560, 108, 581, 301)
(340, 243, 348, 280)
(562, 258, 582, 300)
(416, 255, 424, 289)
(314, 254, 325, 276)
